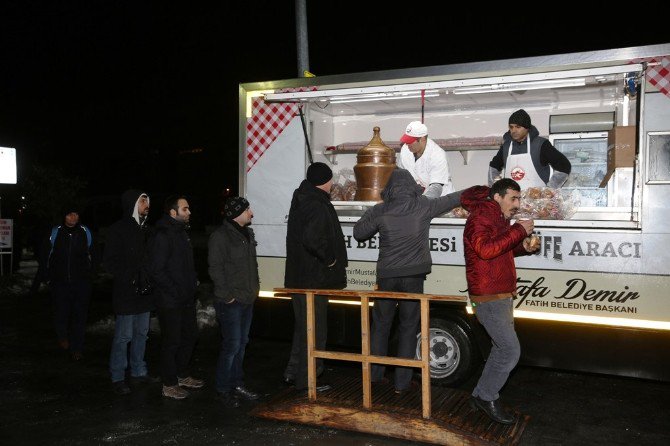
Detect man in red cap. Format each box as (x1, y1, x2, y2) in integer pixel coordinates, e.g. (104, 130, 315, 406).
(397, 120, 454, 198)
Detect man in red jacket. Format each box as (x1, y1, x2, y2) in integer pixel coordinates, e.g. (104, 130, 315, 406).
(461, 178, 538, 424)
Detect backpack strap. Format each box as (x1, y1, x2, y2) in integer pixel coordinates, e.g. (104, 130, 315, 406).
(48, 225, 92, 260)
(48, 225, 61, 260)
(80, 225, 92, 249)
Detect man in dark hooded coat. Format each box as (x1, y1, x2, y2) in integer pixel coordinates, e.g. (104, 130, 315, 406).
(104, 190, 159, 395)
(354, 168, 461, 393)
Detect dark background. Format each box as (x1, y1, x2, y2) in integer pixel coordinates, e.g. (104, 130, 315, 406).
(0, 1, 667, 228)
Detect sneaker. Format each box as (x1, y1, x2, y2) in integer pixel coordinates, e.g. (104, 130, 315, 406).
(129, 375, 161, 385)
(70, 352, 84, 361)
(178, 376, 204, 389)
(162, 385, 189, 400)
(113, 381, 131, 395)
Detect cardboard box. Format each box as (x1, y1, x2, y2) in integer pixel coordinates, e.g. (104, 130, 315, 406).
(607, 126, 636, 169)
(600, 126, 636, 187)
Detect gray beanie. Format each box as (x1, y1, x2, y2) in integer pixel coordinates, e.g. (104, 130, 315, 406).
(224, 197, 249, 220)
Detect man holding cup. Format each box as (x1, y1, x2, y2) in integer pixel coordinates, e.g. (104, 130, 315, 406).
(461, 178, 539, 424)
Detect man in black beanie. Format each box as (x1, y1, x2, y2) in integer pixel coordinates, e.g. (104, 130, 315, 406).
(208, 196, 260, 408)
(488, 109, 571, 190)
(284, 161, 347, 392)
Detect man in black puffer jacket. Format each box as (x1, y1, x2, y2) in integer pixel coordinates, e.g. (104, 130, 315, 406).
(44, 204, 95, 361)
(147, 195, 202, 400)
(103, 190, 159, 395)
(354, 168, 462, 393)
(284, 162, 348, 391)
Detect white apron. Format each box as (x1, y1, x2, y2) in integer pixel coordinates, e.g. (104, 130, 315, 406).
(504, 138, 545, 189)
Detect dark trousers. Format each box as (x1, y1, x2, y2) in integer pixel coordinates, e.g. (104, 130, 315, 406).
(291, 293, 328, 390)
(50, 280, 91, 353)
(214, 300, 254, 393)
(371, 276, 424, 390)
(157, 306, 198, 386)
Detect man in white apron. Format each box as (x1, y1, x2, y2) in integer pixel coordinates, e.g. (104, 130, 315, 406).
(488, 109, 571, 189)
(397, 121, 454, 198)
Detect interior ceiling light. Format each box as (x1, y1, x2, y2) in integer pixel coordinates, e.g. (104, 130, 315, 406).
(329, 90, 439, 104)
(452, 78, 586, 95)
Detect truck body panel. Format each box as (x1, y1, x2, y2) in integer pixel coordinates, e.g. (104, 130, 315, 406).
(241, 44, 670, 382)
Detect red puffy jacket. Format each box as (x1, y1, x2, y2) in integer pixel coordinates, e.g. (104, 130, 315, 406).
(461, 186, 528, 303)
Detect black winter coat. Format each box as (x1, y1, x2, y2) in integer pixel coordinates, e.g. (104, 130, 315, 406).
(147, 214, 198, 309)
(284, 180, 348, 289)
(103, 189, 154, 315)
(45, 224, 93, 283)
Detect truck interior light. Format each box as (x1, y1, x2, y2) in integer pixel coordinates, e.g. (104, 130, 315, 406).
(329, 91, 439, 104)
(453, 78, 586, 94)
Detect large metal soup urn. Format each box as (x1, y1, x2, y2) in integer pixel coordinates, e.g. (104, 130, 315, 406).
(354, 126, 396, 201)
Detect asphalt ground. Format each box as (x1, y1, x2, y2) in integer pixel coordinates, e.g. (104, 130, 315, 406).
(1, 269, 669, 446)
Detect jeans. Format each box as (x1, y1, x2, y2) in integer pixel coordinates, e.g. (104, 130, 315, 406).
(51, 280, 91, 353)
(109, 312, 151, 383)
(157, 306, 198, 387)
(214, 300, 254, 393)
(371, 276, 424, 390)
(472, 298, 520, 402)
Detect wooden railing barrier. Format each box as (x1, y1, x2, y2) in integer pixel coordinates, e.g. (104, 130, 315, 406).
(273, 288, 467, 419)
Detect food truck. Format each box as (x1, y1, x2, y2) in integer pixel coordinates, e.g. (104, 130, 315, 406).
(239, 43, 670, 385)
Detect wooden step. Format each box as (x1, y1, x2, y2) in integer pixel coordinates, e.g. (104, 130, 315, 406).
(250, 374, 529, 445)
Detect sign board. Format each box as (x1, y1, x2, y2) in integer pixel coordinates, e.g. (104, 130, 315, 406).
(0, 147, 17, 184)
(0, 219, 13, 249)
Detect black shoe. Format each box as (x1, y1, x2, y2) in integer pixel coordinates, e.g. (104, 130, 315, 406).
(394, 380, 419, 394)
(283, 376, 295, 387)
(469, 396, 514, 424)
(234, 385, 259, 400)
(217, 391, 240, 408)
(129, 375, 161, 385)
(113, 381, 131, 395)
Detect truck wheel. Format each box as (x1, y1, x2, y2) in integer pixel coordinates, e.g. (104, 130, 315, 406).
(415, 318, 477, 387)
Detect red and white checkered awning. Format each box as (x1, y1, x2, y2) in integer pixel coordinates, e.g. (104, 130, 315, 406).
(630, 55, 670, 98)
(245, 87, 317, 172)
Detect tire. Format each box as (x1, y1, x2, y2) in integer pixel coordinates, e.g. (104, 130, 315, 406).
(415, 317, 478, 387)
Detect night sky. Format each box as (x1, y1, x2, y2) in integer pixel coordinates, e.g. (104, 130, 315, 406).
(0, 1, 667, 225)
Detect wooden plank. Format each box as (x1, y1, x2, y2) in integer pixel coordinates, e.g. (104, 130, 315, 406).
(420, 298, 431, 419)
(313, 350, 424, 367)
(306, 292, 316, 402)
(250, 379, 530, 446)
(253, 400, 488, 446)
(360, 295, 371, 409)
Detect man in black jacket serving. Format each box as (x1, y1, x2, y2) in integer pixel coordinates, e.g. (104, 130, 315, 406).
(488, 109, 571, 190)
